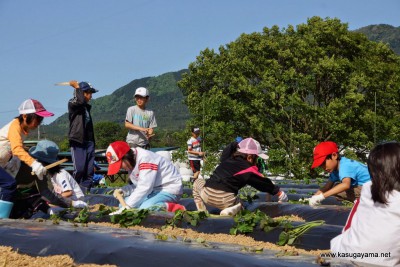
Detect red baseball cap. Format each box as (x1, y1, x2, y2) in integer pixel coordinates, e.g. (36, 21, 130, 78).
(311, 141, 338, 169)
(18, 99, 54, 117)
(106, 141, 131, 175)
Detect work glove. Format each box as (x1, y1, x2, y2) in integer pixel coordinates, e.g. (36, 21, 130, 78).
(109, 206, 129, 216)
(31, 160, 47, 180)
(69, 80, 79, 89)
(309, 194, 325, 207)
(5, 156, 21, 176)
(276, 190, 288, 203)
(113, 188, 124, 199)
(72, 200, 88, 209)
(48, 206, 66, 215)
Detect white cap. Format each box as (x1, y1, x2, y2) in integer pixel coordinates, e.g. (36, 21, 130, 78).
(134, 87, 149, 97)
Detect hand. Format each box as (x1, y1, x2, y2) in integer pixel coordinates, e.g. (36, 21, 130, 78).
(113, 188, 124, 199)
(31, 160, 47, 180)
(109, 206, 128, 216)
(277, 191, 288, 202)
(72, 200, 88, 208)
(5, 156, 21, 175)
(309, 194, 325, 207)
(69, 80, 79, 89)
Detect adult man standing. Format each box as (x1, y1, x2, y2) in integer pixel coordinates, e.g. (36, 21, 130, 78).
(125, 87, 157, 149)
(68, 80, 98, 193)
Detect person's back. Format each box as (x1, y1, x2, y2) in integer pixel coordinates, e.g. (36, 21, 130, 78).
(331, 142, 400, 266)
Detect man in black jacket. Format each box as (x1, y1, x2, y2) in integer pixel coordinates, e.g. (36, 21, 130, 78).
(68, 80, 98, 193)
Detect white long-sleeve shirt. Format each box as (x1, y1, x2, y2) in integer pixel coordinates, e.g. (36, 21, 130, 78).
(125, 147, 182, 208)
(331, 181, 400, 266)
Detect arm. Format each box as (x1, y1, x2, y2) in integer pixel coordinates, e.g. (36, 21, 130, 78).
(68, 80, 85, 109)
(314, 180, 334, 195)
(246, 171, 280, 195)
(125, 120, 150, 133)
(124, 163, 158, 208)
(61, 190, 73, 198)
(320, 178, 351, 198)
(8, 119, 35, 166)
(35, 177, 71, 208)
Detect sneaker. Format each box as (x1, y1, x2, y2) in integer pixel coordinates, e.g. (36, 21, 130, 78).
(220, 203, 242, 216)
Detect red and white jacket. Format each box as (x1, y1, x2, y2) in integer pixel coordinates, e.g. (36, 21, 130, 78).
(124, 147, 183, 208)
(331, 181, 400, 266)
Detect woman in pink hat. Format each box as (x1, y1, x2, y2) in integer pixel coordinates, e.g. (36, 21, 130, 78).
(193, 137, 288, 216)
(0, 99, 53, 218)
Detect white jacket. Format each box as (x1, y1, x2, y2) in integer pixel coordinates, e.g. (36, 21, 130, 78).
(124, 147, 182, 208)
(331, 181, 400, 266)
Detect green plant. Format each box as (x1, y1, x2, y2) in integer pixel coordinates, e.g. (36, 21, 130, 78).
(238, 187, 260, 204)
(73, 207, 90, 224)
(230, 209, 269, 235)
(277, 220, 325, 246)
(110, 208, 150, 228)
(164, 210, 209, 229)
(96, 204, 115, 218)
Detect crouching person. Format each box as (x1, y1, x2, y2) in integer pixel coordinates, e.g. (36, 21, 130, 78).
(193, 138, 288, 216)
(106, 141, 184, 215)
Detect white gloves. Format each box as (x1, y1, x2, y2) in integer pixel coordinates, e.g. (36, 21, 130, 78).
(277, 190, 288, 202)
(309, 194, 325, 207)
(31, 160, 47, 180)
(113, 188, 124, 199)
(109, 206, 128, 216)
(72, 200, 88, 209)
(5, 156, 21, 176)
(48, 206, 66, 215)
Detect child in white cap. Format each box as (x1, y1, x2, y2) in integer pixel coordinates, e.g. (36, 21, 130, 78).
(192, 137, 288, 216)
(125, 87, 157, 149)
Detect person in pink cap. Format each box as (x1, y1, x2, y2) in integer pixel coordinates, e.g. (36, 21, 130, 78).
(309, 141, 370, 206)
(192, 137, 288, 216)
(105, 141, 184, 215)
(0, 99, 53, 217)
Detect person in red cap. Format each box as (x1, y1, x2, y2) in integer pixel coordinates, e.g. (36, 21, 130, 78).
(309, 141, 371, 206)
(192, 137, 288, 216)
(105, 141, 184, 215)
(0, 99, 54, 218)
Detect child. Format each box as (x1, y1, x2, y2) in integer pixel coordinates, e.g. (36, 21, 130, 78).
(193, 138, 288, 216)
(187, 127, 204, 180)
(309, 141, 371, 206)
(68, 80, 98, 193)
(125, 87, 157, 149)
(0, 99, 53, 217)
(29, 140, 85, 203)
(330, 141, 400, 266)
(106, 141, 184, 215)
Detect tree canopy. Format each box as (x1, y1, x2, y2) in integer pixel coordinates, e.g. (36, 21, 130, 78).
(178, 17, 400, 178)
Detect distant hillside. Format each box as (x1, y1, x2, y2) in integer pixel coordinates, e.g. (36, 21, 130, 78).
(40, 24, 400, 142)
(42, 69, 189, 141)
(355, 24, 400, 54)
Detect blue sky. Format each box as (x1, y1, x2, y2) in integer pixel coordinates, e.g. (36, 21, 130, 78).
(0, 0, 399, 126)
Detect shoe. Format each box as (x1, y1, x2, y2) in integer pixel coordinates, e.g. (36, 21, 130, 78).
(220, 203, 242, 216)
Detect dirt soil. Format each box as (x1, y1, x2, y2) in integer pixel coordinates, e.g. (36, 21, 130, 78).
(1, 210, 329, 266)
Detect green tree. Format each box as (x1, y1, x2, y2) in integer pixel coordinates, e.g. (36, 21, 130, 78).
(94, 121, 126, 149)
(178, 17, 400, 179)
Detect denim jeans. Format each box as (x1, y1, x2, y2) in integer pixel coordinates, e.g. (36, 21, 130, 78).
(0, 167, 17, 201)
(124, 191, 180, 210)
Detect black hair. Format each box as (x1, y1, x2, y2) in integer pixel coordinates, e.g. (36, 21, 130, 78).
(122, 149, 136, 169)
(233, 151, 258, 165)
(325, 153, 341, 161)
(17, 114, 43, 125)
(46, 165, 62, 176)
(367, 142, 400, 205)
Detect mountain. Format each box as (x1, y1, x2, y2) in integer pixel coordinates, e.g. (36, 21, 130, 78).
(354, 24, 400, 54)
(41, 69, 189, 142)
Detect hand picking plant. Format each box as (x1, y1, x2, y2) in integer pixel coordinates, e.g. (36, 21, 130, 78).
(277, 220, 325, 246)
